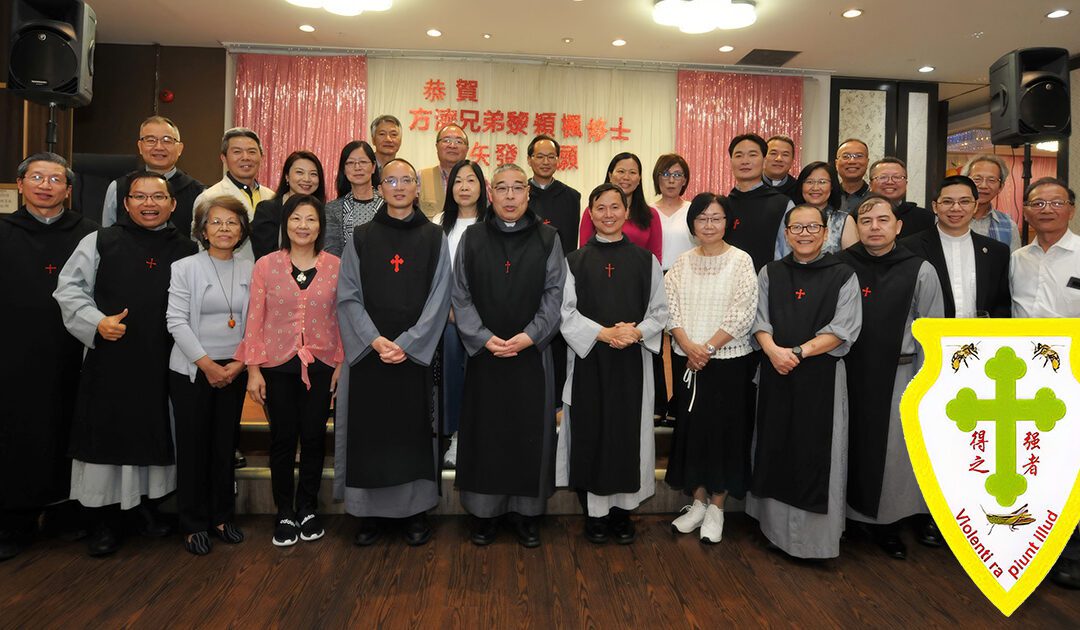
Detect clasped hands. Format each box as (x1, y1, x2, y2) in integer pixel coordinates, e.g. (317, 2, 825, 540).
(196, 357, 246, 388)
(597, 322, 642, 350)
(372, 336, 407, 364)
(485, 332, 534, 358)
(766, 346, 800, 376)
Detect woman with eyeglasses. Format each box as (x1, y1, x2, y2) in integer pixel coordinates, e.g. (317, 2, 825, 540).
(791, 161, 858, 254)
(250, 151, 327, 260)
(167, 196, 253, 555)
(325, 140, 384, 257)
(236, 194, 343, 547)
(745, 204, 862, 560)
(579, 153, 663, 263)
(664, 192, 758, 544)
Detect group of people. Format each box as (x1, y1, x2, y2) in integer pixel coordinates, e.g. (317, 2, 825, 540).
(2, 114, 1079, 592)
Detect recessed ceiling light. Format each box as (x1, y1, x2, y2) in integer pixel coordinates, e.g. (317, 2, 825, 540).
(918, 65, 935, 73)
(718, 45, 735, 52)
(562, 37, 573, 44)
(287, 0, 324, 7)
(482, 33, 491, 39)
(426, 28, 442, 37)
(1047, 9, 1071, 18)
(299, 24, 316, 32)
(842, 8, 863, 18)
(612, 38, 627, 46)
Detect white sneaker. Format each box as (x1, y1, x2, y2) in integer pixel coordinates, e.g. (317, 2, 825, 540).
(700, 505, 724, 544)
(443, 432, 458, 467)
(671, 500, 707, 534)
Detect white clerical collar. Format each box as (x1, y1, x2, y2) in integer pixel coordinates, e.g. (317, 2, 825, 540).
(766, 175, 788, 187)
(938, 226, 971, 243)
(529, 178, 552, 190)
(29, 209, 64, 224)
(595, 235, 624, 243)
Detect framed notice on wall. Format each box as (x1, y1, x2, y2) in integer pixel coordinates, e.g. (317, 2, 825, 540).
(0, 184, 18, 214)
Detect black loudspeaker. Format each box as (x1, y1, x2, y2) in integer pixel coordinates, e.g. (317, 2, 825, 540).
(7, 0, 96, 107)
(989, 47, 1071, 146)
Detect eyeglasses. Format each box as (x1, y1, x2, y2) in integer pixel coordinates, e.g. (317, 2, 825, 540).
(970, 176, 1001, 185)
(936, 198, 976, 210)
(531, 153, 558, 162)
(839, 152, 866, 161)
(344, 159, 372, 168)
(383, 176, 417, 187)
(804, 178, 830, 187)
(660, 171, 685, 180)
(786, 223, 824, 235)
(693, 214, 726, 225)
(1025, 199, 1074, 210)
(128, 193, 171, 203)
(23, 173, 66, 185)
(438, 137, 467, 146)
(207, 218, 241, 230)
(139, 135, 179, 147)
(872, 174, 907, 183)
(493, 184, 528, 196)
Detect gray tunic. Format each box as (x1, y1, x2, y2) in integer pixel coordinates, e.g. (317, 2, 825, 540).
(847, 260, 944, 525)
(556, 254, 669, 516)
(452, 218, 566, 518)
(333, 228, 452, 518)
(745, 261, 862, 559)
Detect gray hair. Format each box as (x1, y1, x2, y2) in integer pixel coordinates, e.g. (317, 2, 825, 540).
(963, 154, 1009, 181)
(492, 163, 528, 181)
(140, 115, 181, 139)
(369, 114, 402, 138)
(17, 152, 74, 183)
(220, 127, 263, 155)
(192, 194, 250, 249)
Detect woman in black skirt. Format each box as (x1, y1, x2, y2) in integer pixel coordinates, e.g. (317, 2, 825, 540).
(663, 192, 759, 543)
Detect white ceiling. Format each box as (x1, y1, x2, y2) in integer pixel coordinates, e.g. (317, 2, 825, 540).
(86, 0, 1079, 117)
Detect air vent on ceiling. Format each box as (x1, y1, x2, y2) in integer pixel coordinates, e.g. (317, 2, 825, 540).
(736, 49, 801, 67)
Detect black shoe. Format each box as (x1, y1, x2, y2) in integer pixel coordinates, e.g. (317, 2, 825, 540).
(135, 503, 172, 538)
(916, 518, 944, 548)
(404, 513, 432, 546)
(470, 517, 497, 546)
(184, 531, 212, 556)
(584, 517, 609, 544)
(1051, 558, 1080, 589)
(234, 449, 247, 469)
(877, 533, 907, 560)
(272, 517, 299, 547)
(514, 515, 541, 548)
(298, 512, 324, 542)
(610, 513, 636, 545)
(354, 518, 379, 547)
(87, 524, 119, 557)
(0, 537, 23, 561)
(212, 522, 245, 544)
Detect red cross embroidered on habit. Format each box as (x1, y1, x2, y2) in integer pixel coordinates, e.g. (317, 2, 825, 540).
(732, 218, 740, 230)
(45, 263, 57, 274)
(504, 260, 511, 274)
(390, 254, 404, 272)
(795, 288, 806, 300)
(145, 258, 157, 270)
(862, 286, 872, 297)
(605, 263, 614, 278)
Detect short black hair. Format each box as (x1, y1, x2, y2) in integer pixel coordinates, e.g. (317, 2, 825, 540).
(527, 134, 560, 157)
(686, 192, 731, 237)
(335, 140, 379, 198)
(280, 194, 326, 254)
(784, 204, 828, 226)
(792, 161, 841, 210)
(1024, 176, 1076, 204)
(936, 175, 978, 201)
(127, 170, 176, 198)
(728, 133, 767, 157)
(869, 157, 907, 178)
(588, 182, 627, 209)
(766, 135, 796, 153)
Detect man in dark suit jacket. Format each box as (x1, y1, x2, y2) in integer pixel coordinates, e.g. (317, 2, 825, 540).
(901, 175, 1011, 318)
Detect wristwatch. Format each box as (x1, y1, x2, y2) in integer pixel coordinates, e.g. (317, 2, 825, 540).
(791, 345, 803, 357)
(705, 343, 717, 355)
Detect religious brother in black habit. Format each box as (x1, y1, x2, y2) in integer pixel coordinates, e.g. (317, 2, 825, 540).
(452, 163, 565, 548)
(557, 183, 669, 545)
(335, 159, 452, 547)
(746, 204, 862, 560)
(725, 133, 793, 272)
(54, 172, 197, 557)
(839, 195, 944, 560)
(0, 154, 97, 561)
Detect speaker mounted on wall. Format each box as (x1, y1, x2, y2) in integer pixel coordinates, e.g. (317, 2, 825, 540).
(7, 0, 96, 107)
(989, 47, 1071, 146)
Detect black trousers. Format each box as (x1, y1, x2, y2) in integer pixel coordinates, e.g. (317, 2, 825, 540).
(170, 367, 247, 535)
(263, 368, 332, 518)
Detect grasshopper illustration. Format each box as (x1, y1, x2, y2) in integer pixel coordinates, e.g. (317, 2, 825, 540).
(982, 504, 1037, 534)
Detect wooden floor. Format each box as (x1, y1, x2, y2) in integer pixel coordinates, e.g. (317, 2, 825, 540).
(3, 514, 1079, 628)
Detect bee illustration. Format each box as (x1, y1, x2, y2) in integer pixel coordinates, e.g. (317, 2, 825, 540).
(950, 342, 980, 372)
(1032, 343, 1061, 372)
(982, 504, 1037, 534)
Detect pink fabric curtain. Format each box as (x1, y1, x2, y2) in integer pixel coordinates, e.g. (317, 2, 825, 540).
(234, 54, 368, 199)
(675, 70, 803, 198)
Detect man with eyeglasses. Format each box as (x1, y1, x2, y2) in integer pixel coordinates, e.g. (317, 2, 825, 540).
(869, 157, 934, 237)
(962, 154, 1022, 251)
(836, 138, 871, 214)
(54, 172, 197, 556)
(526, 134, 580, 257)
(371, 114, 403, 169)
(763, 135, 799, 200)
(452, 163, 565, 548)
(0, 153, 98, 561)
(901, 175, 1010, 321)
(1009, 177, 1080, 589)
(725, 133, 793, 272)
(102, 116, 205, 239)
(419, 124, 470, 219)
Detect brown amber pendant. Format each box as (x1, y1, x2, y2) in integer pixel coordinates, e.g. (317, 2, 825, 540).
(228, 318, 236, 329)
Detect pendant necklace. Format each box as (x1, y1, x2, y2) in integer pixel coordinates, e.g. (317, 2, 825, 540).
(209, 255, 237, 328)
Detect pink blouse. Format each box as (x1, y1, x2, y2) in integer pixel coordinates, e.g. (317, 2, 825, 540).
(578, 206, 664, 264)
(235, 250, 344, 388)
